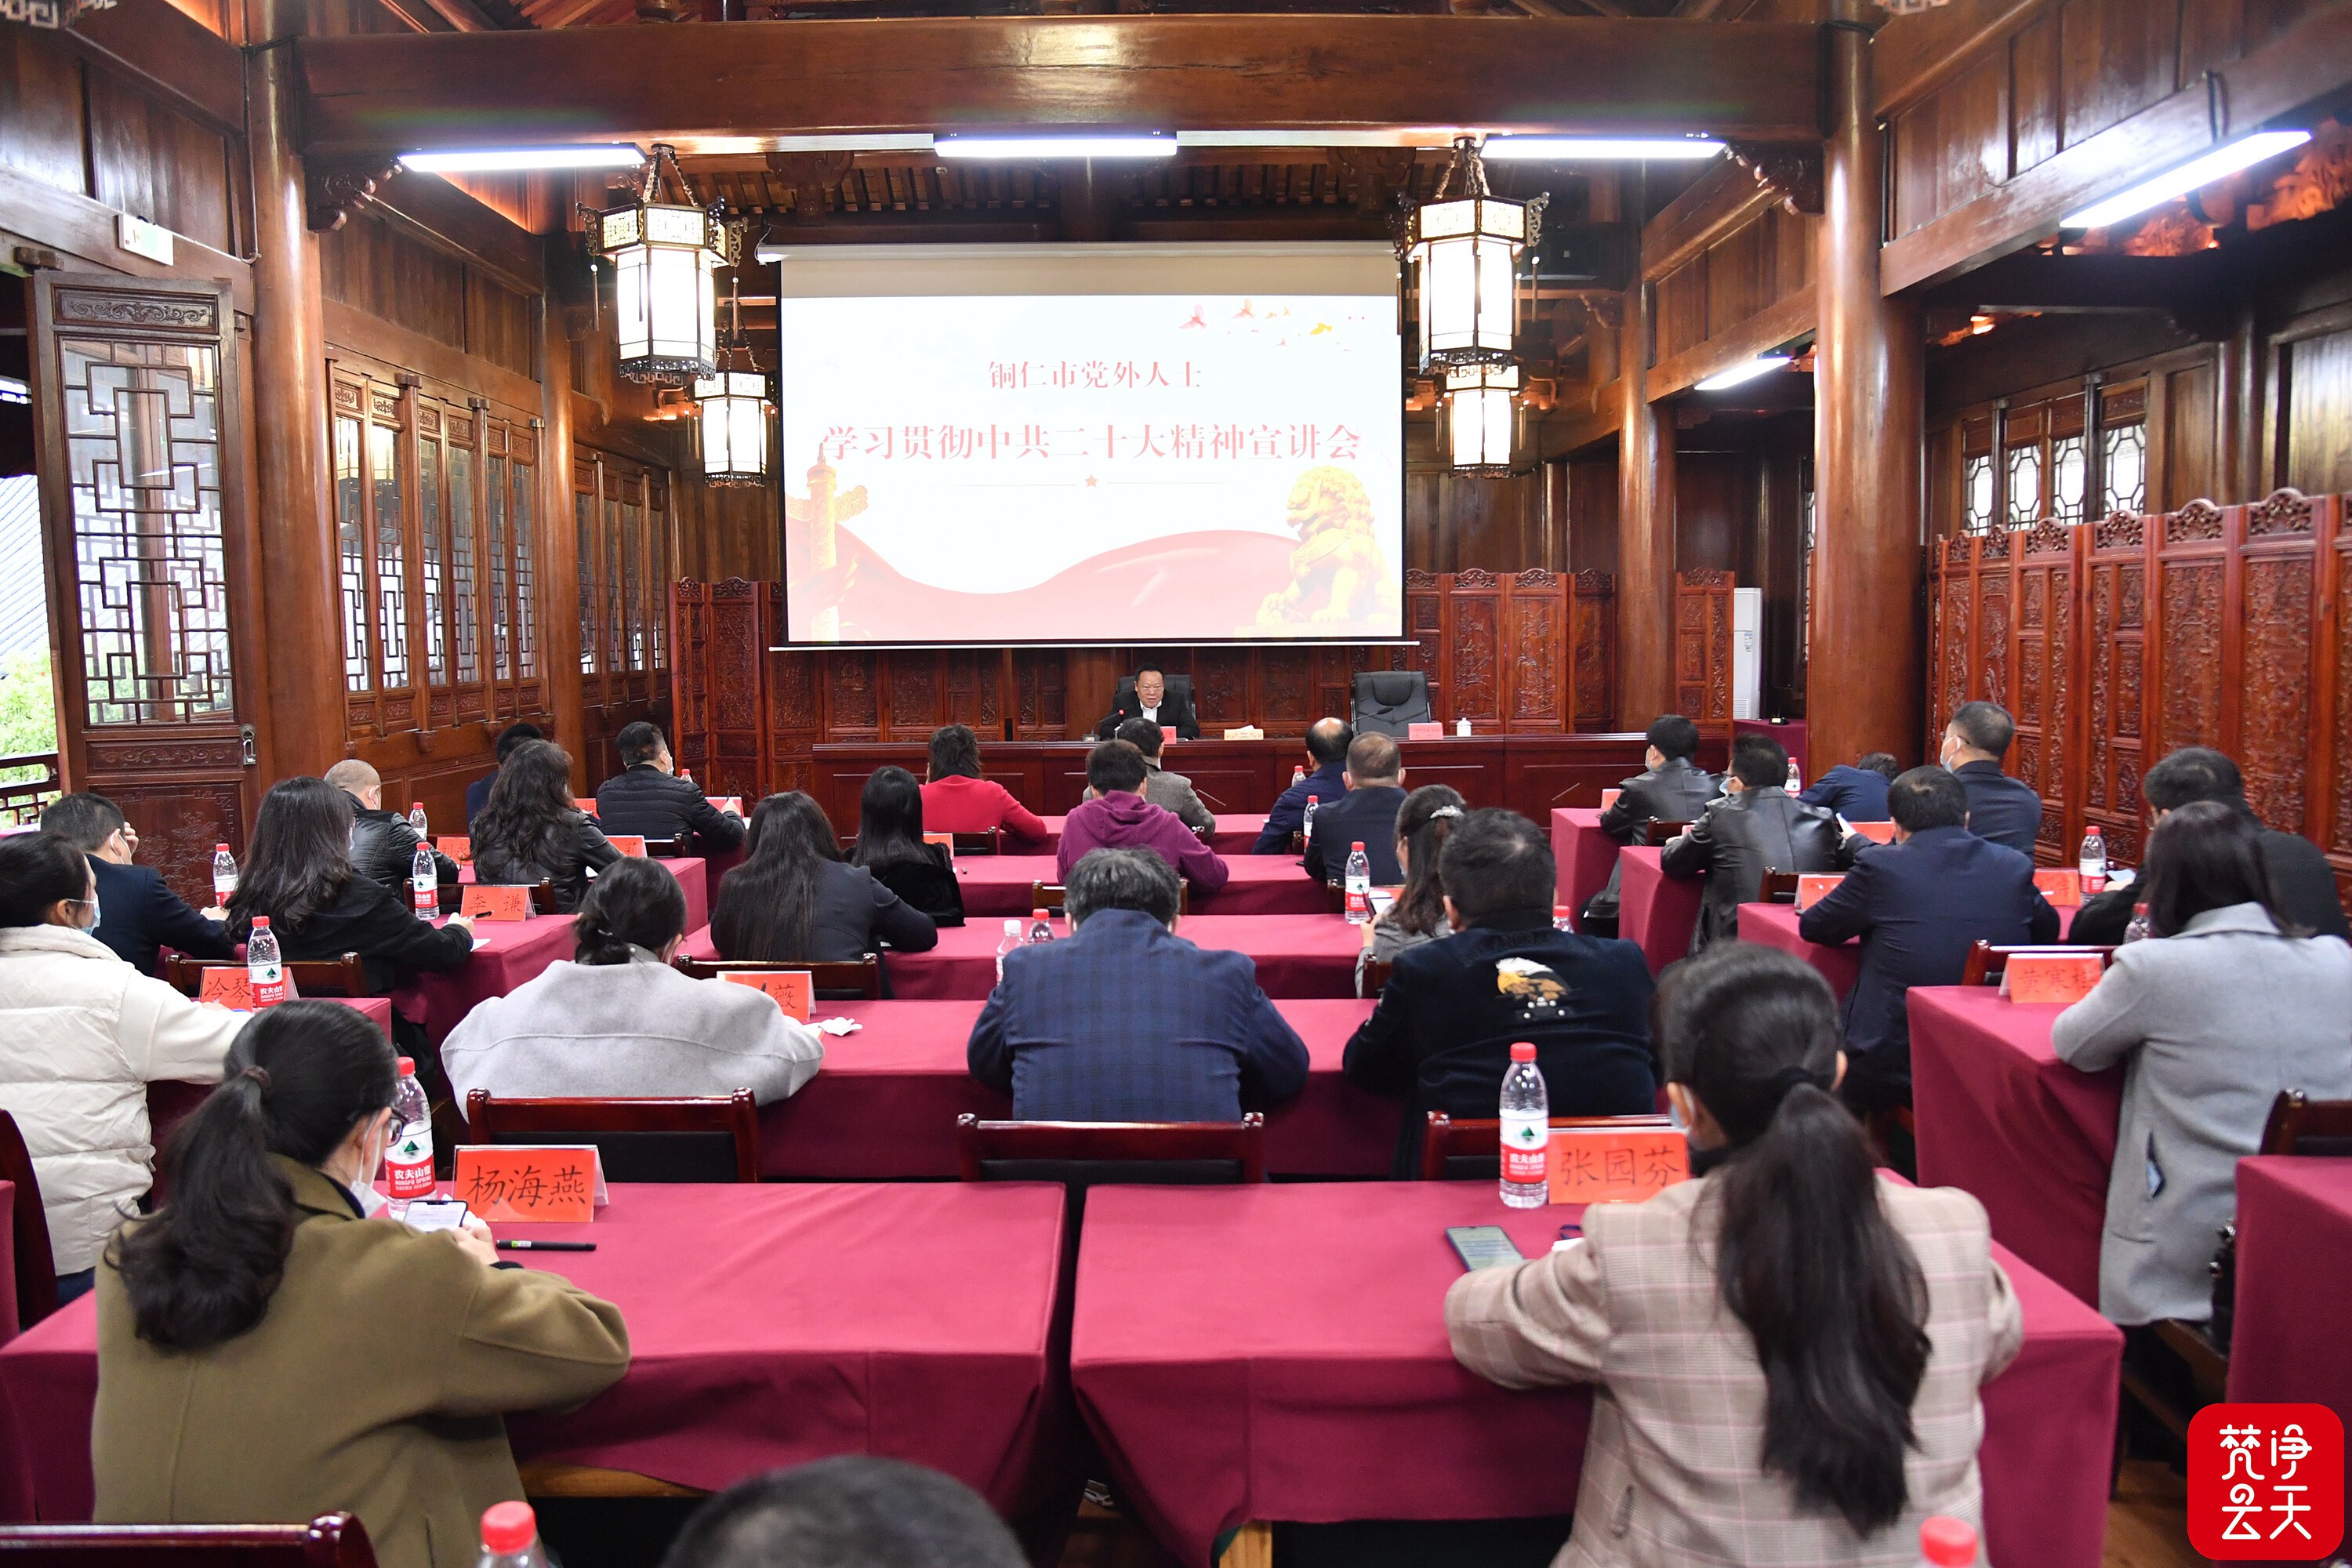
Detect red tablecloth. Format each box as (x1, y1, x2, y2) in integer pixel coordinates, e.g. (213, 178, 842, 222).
(0, 1181, 16, 1347)
(1617, 847, 1700, 975)
(953, 855, 1325, 919)
(459, 858, 706, 931)
(681, 913, 1366, 1000)
(1908, 987, 2123, 1306)
(146, 996, 397, 1152)
(1739, 902, 2078, 1003)
(1550, 808, 1616, 932)
(1070, 1181, 2119, 1568)
(390, 916, 577, 1042)
(760, 998, 1388, 1178)
(1037, 814, 1265, 855)
(2227, 1156, 2352, 1507)
(0, 1182, 1069, 1523)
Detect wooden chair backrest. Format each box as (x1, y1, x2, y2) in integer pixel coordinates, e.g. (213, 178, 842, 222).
(1757, 870, 1801, 904)
(1646, 821, 1693, 843)
(951, 830, 1002, 857)
(2261, 1091, 2352, 1156)
(1025, 882, 1188, 918)
(1361, 959, 1394, 997)
(1419, 1110, 1675, 1181)
(0, 1515, 378, 1568)
(638, 837, 686, 858)
(1958, 942, 2115, 986)
(0, 1110, 56, 1330)
(673, 956, 883, 999)
(955, 1113, 1265, 1185)
(464, 1090, 760, 1184)
(161, 953, 373, 999)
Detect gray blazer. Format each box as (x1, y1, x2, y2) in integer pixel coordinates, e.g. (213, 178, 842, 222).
(2051, 903, 2352, 1325)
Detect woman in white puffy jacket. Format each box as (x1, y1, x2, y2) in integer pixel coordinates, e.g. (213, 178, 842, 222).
(0, 832, 243, 1303)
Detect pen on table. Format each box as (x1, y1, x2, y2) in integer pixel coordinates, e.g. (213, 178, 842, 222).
(496, 1240, 597, 1252)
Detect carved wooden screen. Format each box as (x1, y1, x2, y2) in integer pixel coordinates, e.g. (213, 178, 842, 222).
(665, 576, 769, 804)
(1403, 568, 1594, 732)
(2009, 520, 2075, 863)
(2081, 511, 2152, 866)
(31, 273, 252, 901)
(1569, 571, 1616, 734)
(576, 447, 674, 713)
(1673, 569, 1734, 730)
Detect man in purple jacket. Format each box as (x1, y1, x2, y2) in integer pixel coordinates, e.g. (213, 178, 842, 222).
(1057, 742, 1232, 893)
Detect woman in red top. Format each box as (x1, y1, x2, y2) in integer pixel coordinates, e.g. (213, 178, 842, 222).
(917, 724, 1049, 845)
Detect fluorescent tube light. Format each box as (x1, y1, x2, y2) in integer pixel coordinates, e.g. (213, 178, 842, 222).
(1483, 136, 1725, 162)
(398, 146, 645, 173)
(1695, 355, 1792, 392)
(2060, 130, 2310, 229)
(935, 133, 1178, 161)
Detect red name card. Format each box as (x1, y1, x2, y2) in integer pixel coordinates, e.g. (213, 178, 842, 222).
(1162, 726, 1178, 744)
(435, 835, 471, 862)
(453, 1145, 604, 1223)
(1795, 873, 1845, 912)
(572, 797, 598, 815)
(198, 967, 257, 1008)
(707, 796, 743, 817)
(460, 884, 532, 921)
(1848, 819, 1897, 844)
(1548, 1125, 1690, 1206)
(608, 836, 648, 858)
(2002, 951, 2104, 1004)
(1406, 721, 1445, 740)
(2033, 868, 2084, 906)
(1599, 789, 1621, 811)
(924, 832, 956, 862)
(724, 968, 813, 1022)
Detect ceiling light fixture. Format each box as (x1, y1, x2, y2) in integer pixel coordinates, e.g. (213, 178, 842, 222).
(399, 146, 645, 173)
(933, 133, 1178, 161)
(1399, 135, 1544, 373)
(1482, 136, 1726, 162)
(1442, 361, 1521, 476)
(2060, 129, 2312, 229)
(581, 143, 738, 385)
(695, 274, 772, 488)
(1694, 355, 1794, 392)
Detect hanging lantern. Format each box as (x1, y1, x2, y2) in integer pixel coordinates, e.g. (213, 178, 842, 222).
(583, 143, 735, 385)
(1443, 361, 1519, 476)
(1398, 136, 1543, 372)
(694, 277, 771, 487)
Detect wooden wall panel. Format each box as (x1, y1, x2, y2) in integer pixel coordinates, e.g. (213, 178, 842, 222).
(0, 29, 91, 197)
(85, 68, 234, 256)
(2281, 325, 2352, 495)
(1673, 568, 1733, 729)
(2009, 520, 2075, 861)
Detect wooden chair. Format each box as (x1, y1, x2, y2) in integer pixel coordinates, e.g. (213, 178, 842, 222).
(956, 1114, 1266, 1185)
(637, 837, 686, 858)
(951, 829, 1002, 857)
(1360, 958, 1393, 997)
(0, 1109, 58, 1332)
(464, 1089, 761, 1184)
(162, 953, 373, 999)
(1757, 870, 1801, 904)
(1025, 881, 1187, 918)
(0, 1514, 377, 1568)
(673, 955, 884, 1000)
(2260, 1091, 2352, 1156)
(1958, 942, 2115, 986)
(1417, 1110, 1674, 1182)
(1645, 820, 1692, 844)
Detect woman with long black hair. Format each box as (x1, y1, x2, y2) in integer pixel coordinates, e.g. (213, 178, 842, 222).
(849, 765, 964, 926)
(1447, 943, 2020, 1563)
(94, 1001, 629, 1568)
(710, 791, 937, 964)
(469, 739, 621, 914)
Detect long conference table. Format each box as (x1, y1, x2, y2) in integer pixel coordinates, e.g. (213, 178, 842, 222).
(2228, 1156, 2352, 1506)
(954, 852, 1325, 918)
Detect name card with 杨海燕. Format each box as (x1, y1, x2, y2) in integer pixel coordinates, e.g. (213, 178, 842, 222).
(454, 1145, 607, 1223)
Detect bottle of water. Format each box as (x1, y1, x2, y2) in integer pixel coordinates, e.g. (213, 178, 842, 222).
(212, 844, 237, 907)
(1500, 1040, 1548, 1208)
(1785, 757, 1802, 792)
(1290, 764, 1306, 789)
(994, 919, 1023, 982)
(408, 800, 428, 837)
(246, 916, 285, 1008)
(1344, 842, 1372, 924)
(2078, 826, 2107, 894)
(1552, 903, 1573, 933)
(2124, 902, 2152, 943)
(385, 1057, 435, 1199)
(409, 842, 438, 920)
(1026, 907, 1055, 945)
(1915, 1516, 1976, 1567)
(1301, 794, 1319, 847)
(477, 1502, 549, 1568)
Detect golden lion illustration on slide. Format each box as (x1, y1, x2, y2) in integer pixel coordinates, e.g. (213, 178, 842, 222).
(1256, 465, 1401, 629)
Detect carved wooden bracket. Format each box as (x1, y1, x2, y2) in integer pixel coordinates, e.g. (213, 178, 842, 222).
(1726, 142, 1823, 216)
(306, 157, 401, 233)
(1582, 292, 1625, 332)
(1332, 147, 1419, 220)
(766, 151, 857, 223)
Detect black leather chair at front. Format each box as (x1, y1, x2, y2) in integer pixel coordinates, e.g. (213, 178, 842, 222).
(1351, 670, 1433, 737)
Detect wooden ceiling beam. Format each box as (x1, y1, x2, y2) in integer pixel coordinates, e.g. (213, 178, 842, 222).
(296, 16, 1821, 158)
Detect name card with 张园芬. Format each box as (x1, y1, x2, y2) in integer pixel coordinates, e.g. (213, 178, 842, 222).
(1547, 1126, 1691, 1206)
(607, 836, 648, 858)
(2001, 951, 2104, 1005)
(435, 836, 471, 862)
(723, 969, 813, 1022)
(453, 1145, 607, 1223)
(460, 884, 532, 921)
(1794, 873, 1844, 912)
(2032, 868, 2085, 906)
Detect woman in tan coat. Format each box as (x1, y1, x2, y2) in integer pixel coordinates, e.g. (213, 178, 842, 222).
(95, 1001, 630, 1568)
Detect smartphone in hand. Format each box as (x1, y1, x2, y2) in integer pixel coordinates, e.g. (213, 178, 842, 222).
(402, 1199, 471, 1234)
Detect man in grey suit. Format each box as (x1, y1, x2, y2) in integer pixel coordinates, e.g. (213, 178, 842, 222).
(1080, 717, 1216, 836)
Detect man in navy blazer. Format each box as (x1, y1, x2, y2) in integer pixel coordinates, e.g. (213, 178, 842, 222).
(40, 792, 234, 978)
(1798, 752, 1900, 823)
(1939, 700, 2044, 858)
(1798, 766, 2058, 1114)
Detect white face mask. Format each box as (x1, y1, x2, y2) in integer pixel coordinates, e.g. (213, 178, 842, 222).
(347, 1116, 391, 1217)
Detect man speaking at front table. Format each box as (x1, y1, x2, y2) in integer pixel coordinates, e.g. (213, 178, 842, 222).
(1095, 666, 1200, 741)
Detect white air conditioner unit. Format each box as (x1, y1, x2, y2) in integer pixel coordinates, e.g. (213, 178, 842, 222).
(1732, 586, 1762, 721)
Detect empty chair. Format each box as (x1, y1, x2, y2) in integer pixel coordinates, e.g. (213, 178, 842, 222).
(0, 1108, 57, 1334)
(465, 1089, 762, 1184)
(162, 953, 372, 1000)
(955, 1112, 1264, 1235)
(1417, 1110, 1675, 1182)
(1349, 670, 1432, 738)
(673, 955, 883, 1000)
(2261, 1091, 2352, 1157)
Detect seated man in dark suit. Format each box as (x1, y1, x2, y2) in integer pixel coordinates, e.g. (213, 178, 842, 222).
(1343, 808, 1658, 1178)
(1254, 717, 1352, 855)
(466, 720, 543, 824)
(1798, 766, 2059, 1116)
(1798, 750, 1900, 823)
(1094, 665, 1200, 740)
(325, 758, 460, 898)
(1584, 713, 1722, 929)
(968, 848, 1307, 1121)
(39, 792, 234, 978)
(1940, 700, 2042, 857)
(1303, 731, 1408, 885)
(1661, 732, 1840, 954)
(2072, 746, 2350, 946)
(593, 720, 747, 854)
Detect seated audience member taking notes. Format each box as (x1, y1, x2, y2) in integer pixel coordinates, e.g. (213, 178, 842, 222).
(1587, 713, 1722, 929)
(470, 740, 622, 915)
(850, 765, 966, 927)
(466, 720, 544, 826)
(918, 724, 1047, 845)
(712, 791, 938, 963)
(593, 720, 748, 855)
(0, 832, 243, 1306)
(967, 849, 1305, 1122)
(1085, 717, 1216, 835)
(1344, 808, 1657, 1177)
(227, 778, 475, 1000)
(1663, 734, 1841, 954)
(1055, 742, 1230, 892)
(2052, 802, 2352, 1327)
(1940, 700, 2042, 858)
(1447, 945, 2021, 1564)
(660, 1456, 1026, 1568)
(445, 856, 822, 1109)
(40, 791, 234, 977)
(1303, 731, 1408, 886)
(325, 760, 460, 898)
(1799, 751, 1901, 824)
(1253, 717, 1352, 855)
(95, 1002, 630, 1568)
(2071, 745, 2350, 946)
(1094, 663, 1198, 740)
(1359, 785, 1465, 995)
(1798, 768, 2056, 1116)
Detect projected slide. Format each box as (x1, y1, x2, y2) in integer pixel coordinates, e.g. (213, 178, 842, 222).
(778, 292, 1402, 644)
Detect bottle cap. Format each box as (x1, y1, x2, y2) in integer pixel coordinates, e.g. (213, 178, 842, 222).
(397, 1056, 416, 1076)
(1004, 919, 1022, 931)
(1351, 840, 1365, 851)
(1509, 1040, 1536, 1062)
(251, 916, 270, 927)
(1918, 1516, 1976, 1566)
(215, 843, 230, 851)
(481, 1501, 537, 1555)
(1032, 908, 1051, 920)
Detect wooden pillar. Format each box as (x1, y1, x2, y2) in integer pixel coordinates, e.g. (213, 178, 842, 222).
(539, 279, 587, 789)
(1809, 0, 1924, 770)
(2216, 296, 2263, 504)
(245, 13, 343, 779)
(1617, 281, 1675, 724)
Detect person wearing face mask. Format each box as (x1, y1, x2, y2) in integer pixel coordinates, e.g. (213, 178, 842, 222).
(1937, 701, 2042, 858)
(96, 1001, 630, 1568)
(40, 792, 237, 978)
(0, 832, 245, 1307)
